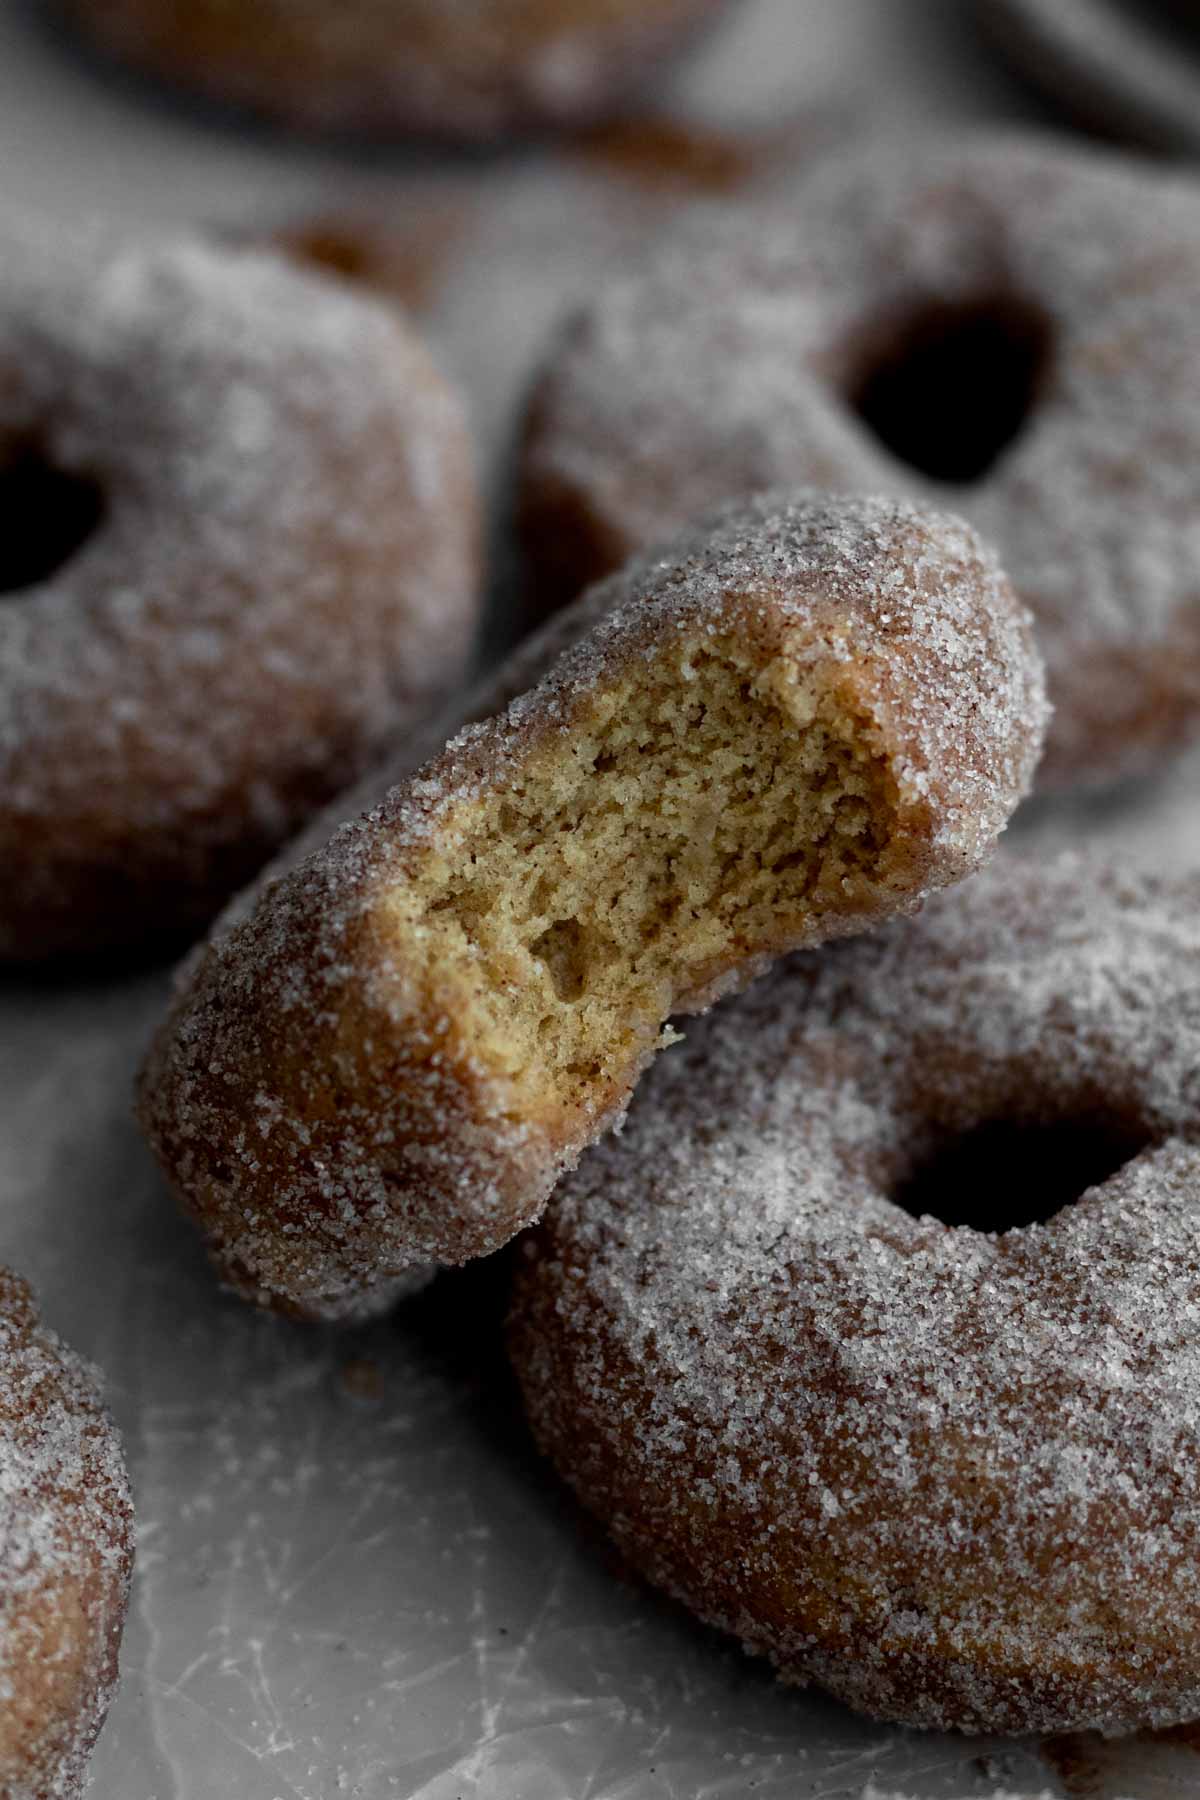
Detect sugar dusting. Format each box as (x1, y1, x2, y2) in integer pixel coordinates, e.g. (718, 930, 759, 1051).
(509, 852, 1200, 1737)
(520, 131, 1200, 788)
(0, 214, 478, 955)
(138, 490, 1045, 1323)
(0, 1267, 133, 1799)
(361, 488, 1046, 876)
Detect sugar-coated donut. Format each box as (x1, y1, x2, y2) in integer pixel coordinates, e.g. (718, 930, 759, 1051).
(0, 1269, 133, 1799)
(0, 222, 480, 960)
(55, 0, 734, 141)
(508, 853, 1200, 1737)
(520, 133, 1200, 789)
(137, 491, 1047, 1323)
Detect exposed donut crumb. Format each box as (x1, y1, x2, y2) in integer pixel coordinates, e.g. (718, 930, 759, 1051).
(137, 491, 1046, 1323)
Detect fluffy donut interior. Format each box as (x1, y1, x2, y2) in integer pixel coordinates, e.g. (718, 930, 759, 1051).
(388, 630, 904, 1118)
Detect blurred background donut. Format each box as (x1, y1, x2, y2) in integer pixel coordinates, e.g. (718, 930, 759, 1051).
(51, 0, 739, 140)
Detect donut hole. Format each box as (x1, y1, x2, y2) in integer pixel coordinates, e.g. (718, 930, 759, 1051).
(892, 1116, 1153, 1234)
(0, 440, 105, 595)
(848, 297, 1053, 485)
(389, 633, 907, 1116)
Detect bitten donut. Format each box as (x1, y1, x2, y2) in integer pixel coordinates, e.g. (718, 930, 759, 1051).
(0, 221, 479, 959)
(508, 854, 1200, 1737)
(0, 1268, 133, 1798)
(520, 133, 1200, 788)
(55, 0, 733, 140)
(137, 492, 1046, 1323)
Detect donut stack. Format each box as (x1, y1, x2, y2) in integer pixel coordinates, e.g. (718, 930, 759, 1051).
(136, 132, 1200, 1743)
(9, 39, 1200, 1777)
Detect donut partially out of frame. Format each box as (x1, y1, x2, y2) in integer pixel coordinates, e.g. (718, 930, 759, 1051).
(137, 492, 1046, 1322)
(519, 133, 1200, 789)
(509, 853, 1200, 1738)
(0, 223, 479, 959)
(0, 1269, 133, 1799)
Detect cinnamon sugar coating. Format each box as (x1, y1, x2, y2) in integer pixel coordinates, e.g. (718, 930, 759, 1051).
(508, 854, 1200, 1737)
(0, 221, 480, 959)
(137, 492, 1046, 1323)
(0, 1269, 133, 1799)
(520, 132, 1200, 789)
(55, 0, 733, 141)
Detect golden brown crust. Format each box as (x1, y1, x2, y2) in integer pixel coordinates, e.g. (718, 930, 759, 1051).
(55, 0, 735, 140)
(0, 1269, 133, 1799)
(508, 854, 1200, 1737)
(0, 223, 480, 960)
(137, 492, 1045, 1323)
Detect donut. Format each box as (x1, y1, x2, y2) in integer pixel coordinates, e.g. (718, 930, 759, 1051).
(137, 491, 1047, 1323)
(0, 221, 480, 960)
(519, 133, 1200, 789)
(507, 852, 1200, 1737)
(54, 0, 734, 141)
(980, 0, 1200, 156)
(0, 1268, 133, 1798)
